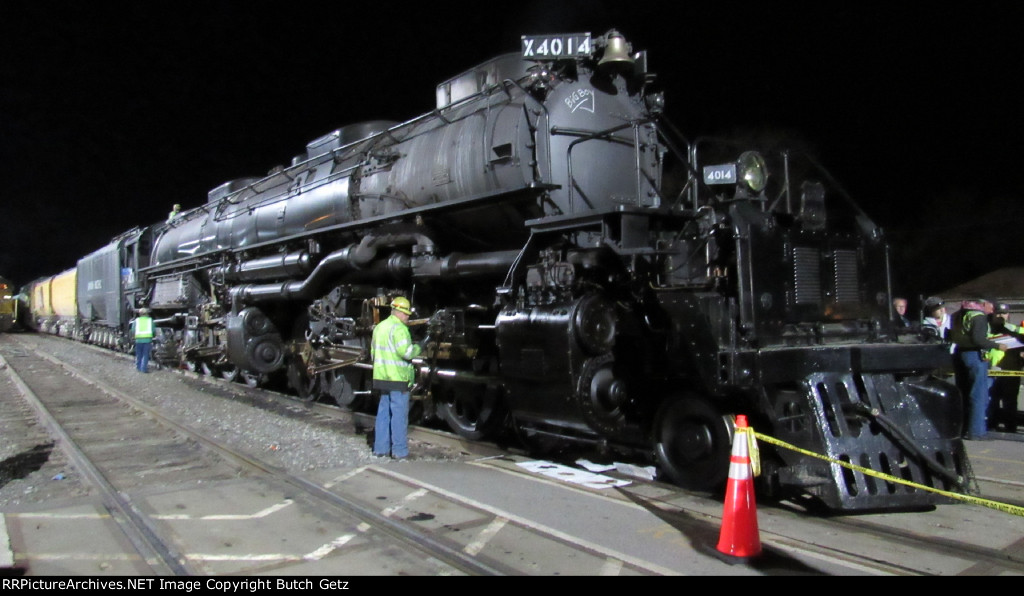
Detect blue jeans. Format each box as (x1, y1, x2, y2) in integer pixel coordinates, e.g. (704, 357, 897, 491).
(959, 350, 992, 437)
(374, 389, 410, 458)
(135, 341, 152, 372)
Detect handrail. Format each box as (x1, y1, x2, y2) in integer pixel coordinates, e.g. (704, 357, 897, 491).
(551, 119, 653, 213)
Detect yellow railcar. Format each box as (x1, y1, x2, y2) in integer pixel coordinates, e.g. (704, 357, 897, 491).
(25, 268, 78, 337)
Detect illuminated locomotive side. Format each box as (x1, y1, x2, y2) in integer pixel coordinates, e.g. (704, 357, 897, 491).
(51, 30, 964, 511)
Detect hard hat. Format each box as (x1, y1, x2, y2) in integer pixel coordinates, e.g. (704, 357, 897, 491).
(139, 308, 150, 315)
(173, 204, 181, 210)
(390, 296, 412, 315)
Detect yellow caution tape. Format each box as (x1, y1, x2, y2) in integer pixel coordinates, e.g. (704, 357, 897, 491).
(748, 428, 1024, 517)
(989, 369, 1024, 377)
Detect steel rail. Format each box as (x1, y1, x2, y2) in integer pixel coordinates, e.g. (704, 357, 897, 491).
(0, 351, 192, 575)
(22, 340, 510, 576)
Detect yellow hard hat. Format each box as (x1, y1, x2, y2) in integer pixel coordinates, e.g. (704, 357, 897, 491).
(390, 296, 412, 315)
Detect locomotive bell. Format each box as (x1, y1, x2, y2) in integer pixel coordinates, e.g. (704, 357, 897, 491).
(598, 30, 634, 73)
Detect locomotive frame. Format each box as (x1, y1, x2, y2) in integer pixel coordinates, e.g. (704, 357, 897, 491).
(21, 29, 969, 512)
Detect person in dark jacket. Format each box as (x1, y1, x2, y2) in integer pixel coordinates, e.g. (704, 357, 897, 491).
(988, 304, 1022, 433)
(951, 298, 1006, 440)
(892, 296, 912, 329)
(922, 299, 951, 342)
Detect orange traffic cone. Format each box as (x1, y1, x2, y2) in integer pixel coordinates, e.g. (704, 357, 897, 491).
(715, 414, 762, 563)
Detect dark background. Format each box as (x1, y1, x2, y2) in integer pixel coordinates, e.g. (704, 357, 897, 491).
(2, 2, 1021, 306)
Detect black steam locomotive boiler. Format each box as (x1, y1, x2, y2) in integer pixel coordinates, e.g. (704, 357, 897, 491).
(95, 30, 965, 511)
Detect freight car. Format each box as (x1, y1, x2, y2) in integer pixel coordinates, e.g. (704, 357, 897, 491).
(22, 268, 79, 337)
(0, 276, 17, 332)
(22, 30, 968, 511)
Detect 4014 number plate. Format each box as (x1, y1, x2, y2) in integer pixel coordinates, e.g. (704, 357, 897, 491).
(703, 164, 737, 185)
(521, 33, 592, 59)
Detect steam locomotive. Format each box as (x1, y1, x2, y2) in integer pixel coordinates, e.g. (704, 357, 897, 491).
(22, 30, 968, 511)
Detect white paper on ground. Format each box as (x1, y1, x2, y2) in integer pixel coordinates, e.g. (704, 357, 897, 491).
(517, 460, 631, 488)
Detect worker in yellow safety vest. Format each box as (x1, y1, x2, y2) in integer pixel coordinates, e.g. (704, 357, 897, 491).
(988, 304, 1023, 432)
(951, 298, 1005, 440)
(131, 307, 154, 373)
(370, 296, 427, 459)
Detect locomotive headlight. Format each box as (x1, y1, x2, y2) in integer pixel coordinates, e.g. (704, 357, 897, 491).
(738, 151, 768, 193)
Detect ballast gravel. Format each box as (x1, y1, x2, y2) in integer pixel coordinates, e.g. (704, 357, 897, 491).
(0, 332, 466, 510)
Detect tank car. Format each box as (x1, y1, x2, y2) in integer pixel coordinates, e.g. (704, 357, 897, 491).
(0, 276, 17, 332)
(22, 268, 79, 337)
(40, 30, 966, 511)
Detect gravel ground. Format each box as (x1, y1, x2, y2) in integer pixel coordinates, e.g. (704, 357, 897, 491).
(0, 332, 466, 510)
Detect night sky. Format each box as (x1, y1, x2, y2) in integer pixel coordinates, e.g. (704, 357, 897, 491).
(2, 2, 1022, 307)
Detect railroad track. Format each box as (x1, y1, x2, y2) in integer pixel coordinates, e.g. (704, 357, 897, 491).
(5, 332, 1024, 575)
(171, 347, 1024, 575)
(0, 341, 497, 574)
(0, 335, 660, 575)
